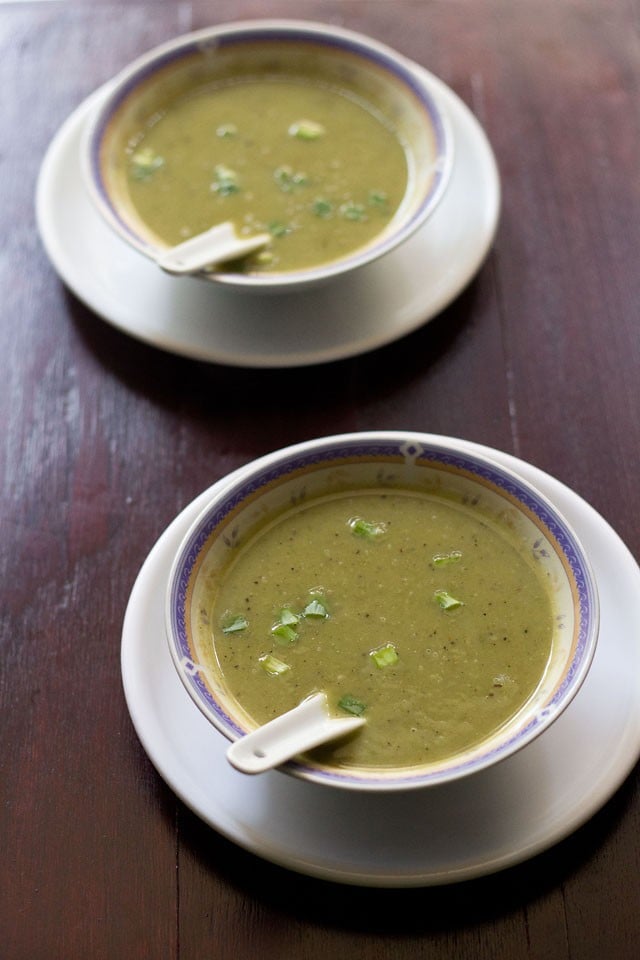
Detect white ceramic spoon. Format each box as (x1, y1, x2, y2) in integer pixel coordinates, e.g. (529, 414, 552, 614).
(226, 692, 366, 775)
(155, 221, 271, 275)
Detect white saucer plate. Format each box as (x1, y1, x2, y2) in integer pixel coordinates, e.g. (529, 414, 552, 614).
(121, 443, 640, 886)
(36, 69, 500, 368)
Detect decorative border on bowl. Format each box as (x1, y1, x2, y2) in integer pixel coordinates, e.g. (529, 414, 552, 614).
(167, 436, 598, 788)
(87, 23, 452, 281)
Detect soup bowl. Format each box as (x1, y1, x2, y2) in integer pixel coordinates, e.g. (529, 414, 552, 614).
(165, 432, 599, 791)
(82, 20, 453, 292)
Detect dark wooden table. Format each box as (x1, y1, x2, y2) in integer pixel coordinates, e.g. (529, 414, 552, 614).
(3, 1, 639, 957)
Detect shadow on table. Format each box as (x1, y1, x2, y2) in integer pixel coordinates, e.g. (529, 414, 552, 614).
(63, 276, 481, 435)
(178, 773, 635, 935)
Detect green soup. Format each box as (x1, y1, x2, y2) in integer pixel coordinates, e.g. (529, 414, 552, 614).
(209, 490, 555, 770)
(122, 77, 408, 273)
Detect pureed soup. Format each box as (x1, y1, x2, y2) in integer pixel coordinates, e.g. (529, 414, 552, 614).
(208, 489, 555, 771)
(121, 76, 408, 274)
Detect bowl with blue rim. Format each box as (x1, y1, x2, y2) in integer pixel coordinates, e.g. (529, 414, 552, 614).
(165, 431, 599, 792)
(82, 20, 453, 292)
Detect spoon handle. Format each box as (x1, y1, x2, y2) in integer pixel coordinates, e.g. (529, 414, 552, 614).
(156, 221, 270, 275)
(226, 692, 365, 774)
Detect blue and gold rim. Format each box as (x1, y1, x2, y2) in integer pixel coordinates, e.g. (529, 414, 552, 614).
(84, 20, 453, 287)
(166, 432, 599, 791)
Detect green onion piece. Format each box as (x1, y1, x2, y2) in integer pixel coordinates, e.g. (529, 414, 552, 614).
(271, 623, 298, 644)
(130, 147, 164, 180)
(434, 589, 464, 610)
(432, 551, 463, 567)
(370, 643, 399, 668)
(312, 198, 333, 218)
(221, 614, 248, 634)
(339, 202, 367, 222)
(349, 517, 387, 539)
(273, 165, 308, 192)
(216, 123, 238, 138)
(303, 597, 329, 619)
(493, 674, 510, 688)
(288, 119, 326, 140)
(211, 164, 240, 195)
(338, 694, 367, 716)
(278, 608, 300, 627)
(268, 221, 292, 239)
(368, 189, 389, 208)
(274, 165, 293, 188)
(259, 654, 290, 676)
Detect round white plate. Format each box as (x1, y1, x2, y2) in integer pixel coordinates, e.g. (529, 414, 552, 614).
(36, 69, 500, 368)
(121, 443, 640, 886)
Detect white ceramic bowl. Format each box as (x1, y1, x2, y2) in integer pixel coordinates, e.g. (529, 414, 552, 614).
(82, 20, 453, 292)
(165, 432, 599, 792)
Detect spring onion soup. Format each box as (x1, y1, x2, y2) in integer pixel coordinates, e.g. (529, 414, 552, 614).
(121, 77, 408, 273)
(208, 490, 555, 770)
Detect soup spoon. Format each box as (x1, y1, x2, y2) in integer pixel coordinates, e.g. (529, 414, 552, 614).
(156, 222, 271, 276)
(226, 692, 366, 775)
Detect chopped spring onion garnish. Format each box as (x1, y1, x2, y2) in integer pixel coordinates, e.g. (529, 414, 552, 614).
(277, 608, 300, 627)
(338, 694, 367, 716)
(370, 643, 399, 668)
(273, 165, 309, 192)
(271, 623, 298, 644)
(434, 589, 464, 610)
(268, 221, 292, 238)
(259, 654, 290, 676)
(312, 198, 333, 218)
(216, 123, 238, 138)
(432, 551, 463, 567)
(254, 250, 275, 265)
(288, 119, 326, 140)
(349, 517, 387, 539)
(368, 189, 389, 208)
(211, 164, 240, 195)
(339, 201, 367, 222)
(130, 147, 164, 180)
(303, 597, 329, 619)
(221, 614, 249, 634)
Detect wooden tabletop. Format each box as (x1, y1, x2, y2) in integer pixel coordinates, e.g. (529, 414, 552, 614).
(3, 1, 640, 957)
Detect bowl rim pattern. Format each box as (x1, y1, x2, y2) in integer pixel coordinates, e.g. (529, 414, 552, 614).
(165, 432, 599, 791)
(83, 19, 454, 290)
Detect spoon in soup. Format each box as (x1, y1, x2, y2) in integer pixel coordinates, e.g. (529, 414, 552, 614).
(156, 221, 271, 276)
(226, 692, 366, 775)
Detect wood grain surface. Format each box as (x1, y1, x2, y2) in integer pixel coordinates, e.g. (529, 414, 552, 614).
(1, 2, 639, 958)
